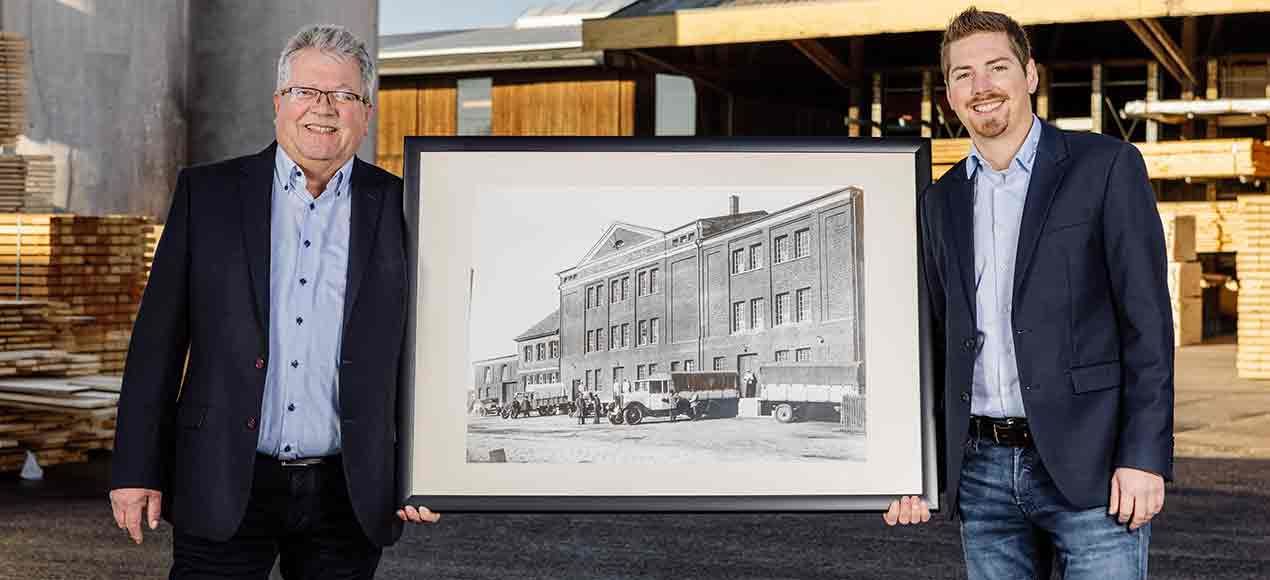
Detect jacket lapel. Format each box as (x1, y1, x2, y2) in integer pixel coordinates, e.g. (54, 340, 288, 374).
(1012, 122, 1070, 306)
(240, 143, 276, 336)
(945, 161, 978, 321)
(342, 157, 385, 330)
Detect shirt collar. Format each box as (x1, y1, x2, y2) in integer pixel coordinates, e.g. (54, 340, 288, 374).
(965, 115, 1042, 179)
(274, 146, 355, 197)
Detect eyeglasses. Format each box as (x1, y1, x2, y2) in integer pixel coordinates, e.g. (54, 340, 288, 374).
(278, 86, 368, 107)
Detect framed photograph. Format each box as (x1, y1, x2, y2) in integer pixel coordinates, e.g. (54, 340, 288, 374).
(400, 137, 935, 512)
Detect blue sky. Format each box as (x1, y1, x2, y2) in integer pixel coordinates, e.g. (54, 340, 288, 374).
(379, 0, 546, 35)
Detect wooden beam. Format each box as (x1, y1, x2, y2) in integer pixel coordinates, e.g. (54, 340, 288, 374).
(1143, 18, 1199, 88)
(789, 39, 851, 90)
(1091, 63, 1104, 134)
(1207, 58, 1220, 139)
(582, 0, 1270, 51)
(1124, 20, 1192, 90)
(628, 50, 729, 95)
(1182, 17, 1198, 101)
(1146, 61, 1160, 142)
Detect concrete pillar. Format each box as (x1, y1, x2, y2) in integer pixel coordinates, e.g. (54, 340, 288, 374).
(189, 1, 379, 167)
(1, 0, 190, 218)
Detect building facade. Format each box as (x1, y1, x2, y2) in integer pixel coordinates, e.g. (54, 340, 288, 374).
(557, 190, 864, 402)
(472, 354, 519, 405)
(514, 310, 563, 391)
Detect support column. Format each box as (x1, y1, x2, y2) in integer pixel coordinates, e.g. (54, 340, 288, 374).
(1146, 61, 1160, 142)
(870, 72, 883, 137)
(921, 71, 933, 138)
(1090, 63, 1103, 134)
(1237, 195, 1270, 379)
(1035, 64, 1050, 120)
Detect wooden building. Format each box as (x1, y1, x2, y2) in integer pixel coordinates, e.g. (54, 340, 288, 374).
(378, 0, 1270, 378)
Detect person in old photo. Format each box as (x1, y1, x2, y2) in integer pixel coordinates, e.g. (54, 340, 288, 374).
(108, 24, 439, 579)
(887, 7, 1174, 580)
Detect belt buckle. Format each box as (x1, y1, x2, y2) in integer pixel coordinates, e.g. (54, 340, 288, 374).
(991, 421, 1007, 445)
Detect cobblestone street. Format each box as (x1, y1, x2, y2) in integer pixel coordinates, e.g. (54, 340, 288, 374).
(466, 414, 867, 464)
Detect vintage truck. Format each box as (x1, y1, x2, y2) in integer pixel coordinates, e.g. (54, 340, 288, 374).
(525, 383, 573, 416)
(757, 362, 864, 424)
(608, 371, 740, 425)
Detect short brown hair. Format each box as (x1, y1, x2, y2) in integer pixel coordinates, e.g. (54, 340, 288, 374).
(940, 7, 1032, 79)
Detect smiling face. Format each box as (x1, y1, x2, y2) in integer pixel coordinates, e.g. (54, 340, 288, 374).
(945, 31, 1037, 144)
(273, 47, 372, 171)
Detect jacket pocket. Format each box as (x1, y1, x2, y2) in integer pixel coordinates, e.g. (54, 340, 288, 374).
(177, 404, 208, 429)
(1070, 360, 1122, 393)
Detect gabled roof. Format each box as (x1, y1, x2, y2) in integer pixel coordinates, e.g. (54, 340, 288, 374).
(571, 222, 665, 269)
(515, 309, 561, 342)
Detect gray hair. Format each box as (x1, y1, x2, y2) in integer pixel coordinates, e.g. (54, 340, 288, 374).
(277, 24, 376, 101)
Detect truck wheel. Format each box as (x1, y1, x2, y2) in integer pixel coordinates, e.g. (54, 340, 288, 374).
(608, 411, 624, 425)
(774, 403, 796, 423)
(624, 406, 644, 426)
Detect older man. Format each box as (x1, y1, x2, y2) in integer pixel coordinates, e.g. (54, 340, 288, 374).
(109, 24, 437, 579)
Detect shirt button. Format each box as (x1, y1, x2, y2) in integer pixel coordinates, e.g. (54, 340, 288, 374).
(304, 240, 311, 248)
(254, 357, 265, 369)
(962, 338, 976, 351)
(960, 392, 970, 402)
(284, 185, 289, 191)
(290, 360, 299, 368)
(288, 403, 296, 412)
(309, 203, 316, 210)
(296, 316, 303, 325)
(283, 445, 291, 452)
(300, 278, 308, 286)
(245, 417, 258, 431)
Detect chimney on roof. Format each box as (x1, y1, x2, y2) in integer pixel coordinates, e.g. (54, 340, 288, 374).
(729, 195, 739, 216)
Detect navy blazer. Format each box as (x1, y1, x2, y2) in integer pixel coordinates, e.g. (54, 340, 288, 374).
(920, 122, 1175, 513)
(110, 144, 409, 547)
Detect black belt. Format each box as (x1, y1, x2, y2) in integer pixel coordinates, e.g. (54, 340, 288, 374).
(257, 452, 340, 468)
(969, 416, 1033, 447)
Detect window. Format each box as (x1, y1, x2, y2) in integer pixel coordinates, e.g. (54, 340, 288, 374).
(671, 361, 681, 372)
(551, 372, 559, 383)
(796, 347, 812, 362)
(593, 369, 603, 390)
(637, 365, 647, 380)
(621, 277, 630, 300)
(586, 330, 594, 353)
(776, 292, 790, 325)
(748, 244, 762, 271)
(550, 341, 559, 359)
(597, 328, 605, 352)
(457, 77, 493, 136)
(796, 287, 811, 322)
(684, 359, 694, 371)
(655, 74, 697, 136)
(610, 325, 619, 349)
(501, 364, 508, 380)
(774, 235, 790, 263)
(523, 376, 528, 388)
(638, 271, 648, 296)
(795, 229, 811, 259)
(483, 367, 491, 383)
(523, 346, 532, 362)
(537, 343, 545, 360)
(585, 370, 592, 389)
(585, 286, 593, 309)
(750, 298, 764, 331)
(622, 323, 631, 348)
(775, 350, 790, 362)
(649, 268, 659, 293)
(613, 367, 624, 383)
(732, 302, 745, 333)
(650, 318, 661, 344)
(713, 356, 726, 370)
(611, 279, 620, 302)
(649, 363, 658, 375)
(732, 248, 745, 274)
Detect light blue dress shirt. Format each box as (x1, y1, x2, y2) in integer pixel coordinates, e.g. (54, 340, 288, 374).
(257, 147, 354, 459)
(967, 115, 1042, 419)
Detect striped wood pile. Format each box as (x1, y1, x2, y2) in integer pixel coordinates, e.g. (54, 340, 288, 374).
(1164, 215, 1202, 347)
(1236, 196, 1270, 378)
(0, 375, 120, 472)
(0, 154, 54, 212)
(0, 33, 25, 147)
(1, 214, 150, 374)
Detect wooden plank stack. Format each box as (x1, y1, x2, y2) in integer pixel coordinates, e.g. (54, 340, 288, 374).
(0, 33, 26, 148)
(138, 223, 163, 299)
(1157, 201, 1240, 254)
(1164, 215, 1203, 347)
(1, 214, 149, 374)
(930, 138, 1270, 181)
(1237, 195, 1270, 379)
(0, 154, 55, 212)
(0, 376, 121, 472)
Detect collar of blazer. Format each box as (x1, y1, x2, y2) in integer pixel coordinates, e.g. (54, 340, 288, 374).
(237, 142, 391, 344)
(942, 121, 1073, 322)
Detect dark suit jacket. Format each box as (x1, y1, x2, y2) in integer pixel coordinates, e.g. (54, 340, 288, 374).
(110, 143, 408, 547)
(920, 122, 1175, 514)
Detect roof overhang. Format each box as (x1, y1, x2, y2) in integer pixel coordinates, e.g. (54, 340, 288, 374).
(582, 0, 1268, 50)
(379, 47, 605, 76)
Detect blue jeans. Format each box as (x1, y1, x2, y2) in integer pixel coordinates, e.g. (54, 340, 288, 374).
(958, 439, 1150, 580)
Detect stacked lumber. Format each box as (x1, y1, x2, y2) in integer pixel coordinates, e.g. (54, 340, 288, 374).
(0, 33, 26, 147)
(0, 154, 54, 212)
(138, 223, 163, 298)
(1236, 195, 1270, 379)
(1, 214, 149, 374)
(0, 300, 101, 377)
(1164, 215, 1202, 347)
(929, 138, 1270, 181)
(0, 375, 121, 472)
(1157, 201, 1239, 254)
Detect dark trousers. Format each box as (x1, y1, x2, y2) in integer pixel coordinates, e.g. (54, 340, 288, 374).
(170, 454, 383, 580)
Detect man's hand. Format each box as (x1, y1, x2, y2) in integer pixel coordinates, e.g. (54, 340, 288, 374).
(1109, 467, 1164, 531)
(109, 488, 163, 544)
(397, 505, 441, 524)
(882, 496, 930, 526)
